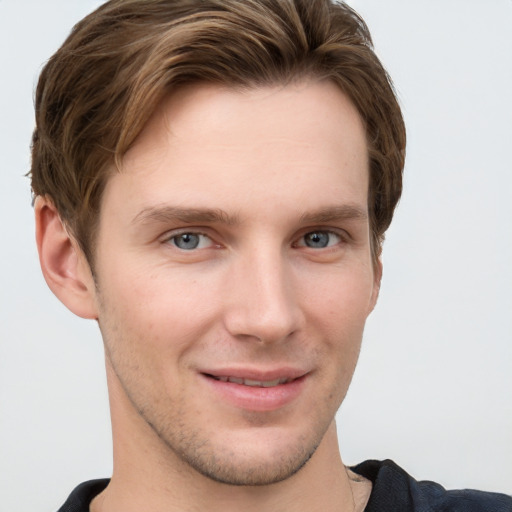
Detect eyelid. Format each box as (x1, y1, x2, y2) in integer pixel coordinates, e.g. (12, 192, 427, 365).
(160, 228, 215, 246)
(293, 228, 348, 248)
(158, 226, 349, 249)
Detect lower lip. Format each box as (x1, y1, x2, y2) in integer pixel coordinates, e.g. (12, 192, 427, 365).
(201, 374, 307, 412)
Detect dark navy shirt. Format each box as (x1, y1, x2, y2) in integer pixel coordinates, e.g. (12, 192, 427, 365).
(57, 459, 512, 511)
(352, 460, 512, 512)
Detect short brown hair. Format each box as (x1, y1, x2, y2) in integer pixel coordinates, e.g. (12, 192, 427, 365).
(30, 0, 405, 266)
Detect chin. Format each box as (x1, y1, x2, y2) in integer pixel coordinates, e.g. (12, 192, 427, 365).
(146, 413, 327, 487)
(177, 437, 318, 486)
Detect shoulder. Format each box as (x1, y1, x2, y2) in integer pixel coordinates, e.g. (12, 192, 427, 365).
(351, 459, 512, 512)
(57, 479, 109, 512)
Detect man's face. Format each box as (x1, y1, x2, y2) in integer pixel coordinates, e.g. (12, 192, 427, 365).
(91, 80, 380, 485)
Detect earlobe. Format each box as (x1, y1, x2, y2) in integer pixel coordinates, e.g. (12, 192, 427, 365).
(35, 196, 98, 319)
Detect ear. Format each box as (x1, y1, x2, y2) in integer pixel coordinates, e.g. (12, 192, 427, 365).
(368, 257, 383, 314)
(35, 196, 98, 319)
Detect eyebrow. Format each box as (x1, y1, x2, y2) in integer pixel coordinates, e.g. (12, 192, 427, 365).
(131, 206, 240, 226)
(132, 203, 367, 227)
(299, 204, 368, 224)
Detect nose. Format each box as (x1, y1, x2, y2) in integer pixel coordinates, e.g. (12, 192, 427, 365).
(222, 247, 303, 344)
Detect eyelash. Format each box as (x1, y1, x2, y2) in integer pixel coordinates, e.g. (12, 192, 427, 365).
(294, 230, 343, 249)
(165, 231, 214, 251)
(163, 229, 346, 252)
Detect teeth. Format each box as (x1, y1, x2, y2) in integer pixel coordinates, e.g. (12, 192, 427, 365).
(261, 379, 282, 388)
(212, 375, 290, 387)
(244, 378, 281, 387)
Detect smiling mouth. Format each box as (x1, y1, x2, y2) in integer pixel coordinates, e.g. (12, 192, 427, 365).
(205, 375, 294, 388)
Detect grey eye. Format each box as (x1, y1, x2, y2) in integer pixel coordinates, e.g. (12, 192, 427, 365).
(172, 233, 201, 250)
(304, 232, 330, 248)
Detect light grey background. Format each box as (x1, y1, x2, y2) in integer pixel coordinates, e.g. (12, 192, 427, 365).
(1, 1, 511, 510)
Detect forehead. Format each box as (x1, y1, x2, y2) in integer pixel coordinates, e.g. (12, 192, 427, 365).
(104, 80, 369, 222)
(128, 80, 366, 163)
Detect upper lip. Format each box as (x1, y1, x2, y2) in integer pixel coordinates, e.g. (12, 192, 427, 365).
(199, 367, 308, 382)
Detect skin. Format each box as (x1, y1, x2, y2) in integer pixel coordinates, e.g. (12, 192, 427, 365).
(36, 80, 379, 512)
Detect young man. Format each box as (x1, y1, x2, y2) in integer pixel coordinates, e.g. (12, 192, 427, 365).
(30, 1, 512, 511)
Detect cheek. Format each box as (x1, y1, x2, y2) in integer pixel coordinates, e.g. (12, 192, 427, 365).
(99, 264, 219, 355)
(300, 267, 374, 376)
(303, 266, 375, 326)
